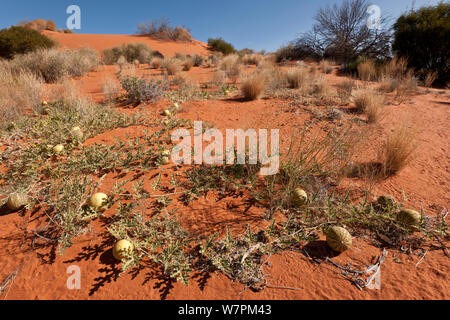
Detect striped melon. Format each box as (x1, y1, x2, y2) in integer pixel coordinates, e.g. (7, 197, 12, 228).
(7, 193, 28, 211)
(326, 226, 352, 253)
(291, 188, 308, 206)
(112, 239, 134, 260)
(88, 193, 108, 211)
(397, 209, 421, 226)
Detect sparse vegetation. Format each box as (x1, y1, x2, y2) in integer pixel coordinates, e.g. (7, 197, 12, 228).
(102, 43, 155, 65)
(137, 18, 192, 41)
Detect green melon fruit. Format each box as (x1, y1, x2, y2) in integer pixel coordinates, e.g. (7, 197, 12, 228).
(397, 209, 421, 226)
(326, 226, 352, 253)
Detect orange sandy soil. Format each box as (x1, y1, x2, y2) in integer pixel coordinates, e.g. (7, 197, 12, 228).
(0, 33, 449, 300)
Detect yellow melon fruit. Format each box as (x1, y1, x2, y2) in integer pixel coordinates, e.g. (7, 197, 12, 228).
(291, 188, 308, 206)
(112, 239, 134, 260)
(397, 209, 421, 227)
(6, 193, 28, 210)
(326, 226, 352, 253)
(163, 110, 172, 117)
(160, 156, 170, 165)
(53, 144, 64, 153)
(88, 193, 108, 211)
(70, 127, 84, 140)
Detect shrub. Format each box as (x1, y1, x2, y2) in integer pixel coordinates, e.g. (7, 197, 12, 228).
(379, 124, 417, 176)
(102, 76, 121, 102)
(357, 60, 377, 81)
(46, 20, 57, 32)
(393, 2, 450, 86)
(353, 89, 384, 122)
(120, 76, 167, 104)
(182, 58, 193, 71)
(102, 43, 154, 65)
(151, 58, 163, 69)
(242, 53, 262, 66)
(241, 73, 265, 100)
(137, 18, 192, 41)
(219, 54, 241, 83)
(11, 48, 99, 83)
(336, 79, 355, 104)
(286, 67, 308, 89)
(208, 38, 236, 55)
(0, 67, 43, 125)
(319, 60, 333, 74)
(162, 58, 181, 75)
(0, 26, 55, 59)
(192, 55, 203, 67)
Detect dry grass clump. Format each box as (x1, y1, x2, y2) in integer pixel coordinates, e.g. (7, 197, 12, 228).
(285, 67, 308, 89)
(378, 76, 400, 93)
(261, 66, 286, 93)
(379, 124, 417, 177)
(0, 66, 43, 125)
(381, 57, 408, 80)
(319, 60, 333, 74)
(358, 60, 377, 81)
(353, 89, 384, 122)
(212, 70, 227, 88)
(137, 18, 192, 41)
(241, 73, 265, 100)
(242, 53, 262, 66)
(101, 76, 121, 102)
(20, 19, 57, 31)
(182, 58, 194, 71)
(219, 54, 241, 83)
(8, 48, 99, 83)
(424, 71, 438, 88)
(311, 76, 329, 97)
(336, 79, 355, 104)
(151, 58, 163, 69)
(162, 58, 181, 75)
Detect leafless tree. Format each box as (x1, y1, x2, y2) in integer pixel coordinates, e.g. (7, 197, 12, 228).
(294, 0, 392, 63)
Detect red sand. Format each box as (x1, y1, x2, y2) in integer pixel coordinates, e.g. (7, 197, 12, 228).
(42, 31, 209, 57)
(0, 33, 448, 300)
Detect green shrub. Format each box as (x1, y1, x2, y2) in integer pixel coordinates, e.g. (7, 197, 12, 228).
(0, 26, 55, 59)
(103, 43, 155, 65)
(393, 2, 450, 86)
(208, 38, 236, 55)
(120, 76, 167, 104)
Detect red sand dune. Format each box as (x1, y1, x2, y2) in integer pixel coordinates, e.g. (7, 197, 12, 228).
(42, 30, 210, 57)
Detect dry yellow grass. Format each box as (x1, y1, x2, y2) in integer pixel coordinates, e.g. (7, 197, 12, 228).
(163, 58, 181, 75)
(101, 76, 121, 102)
(286, 67, 308, 89)
(182, 59, 194, 71)
(379, 124, 417, 177)
(358, 60, 377, 81)
(353, 89, 384, 122)
(151, 58, 163, 69)
(241, 73, 265, 100)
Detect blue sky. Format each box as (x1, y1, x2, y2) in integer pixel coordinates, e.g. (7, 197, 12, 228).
(0, 0, 443, 52)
